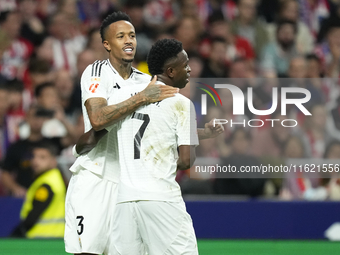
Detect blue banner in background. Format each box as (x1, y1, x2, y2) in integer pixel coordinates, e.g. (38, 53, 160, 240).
(185, 198, 340, 239)
(0, 197, 22, 237)
(1, 197, 340, 239)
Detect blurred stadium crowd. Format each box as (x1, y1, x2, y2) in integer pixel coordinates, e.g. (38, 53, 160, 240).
(1, 0, 340, 200)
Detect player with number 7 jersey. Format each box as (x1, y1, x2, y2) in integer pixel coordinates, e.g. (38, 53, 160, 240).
(108, 39, 200, 255)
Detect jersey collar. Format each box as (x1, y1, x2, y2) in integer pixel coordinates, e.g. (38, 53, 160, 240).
(107, 59, 136, 80)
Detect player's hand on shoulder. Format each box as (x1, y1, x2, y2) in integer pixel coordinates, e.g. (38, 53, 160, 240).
(141, 75, 179, 104)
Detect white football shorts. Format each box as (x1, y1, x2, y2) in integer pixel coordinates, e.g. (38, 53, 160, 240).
(64, 169, 118, 255)
(109, 200, 198, 255)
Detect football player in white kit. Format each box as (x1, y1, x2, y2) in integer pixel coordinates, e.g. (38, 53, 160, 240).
(107, 39, 210, 254)
(64, 12, 179, 255)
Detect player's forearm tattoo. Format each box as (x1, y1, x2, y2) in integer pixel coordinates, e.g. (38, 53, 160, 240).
(86, 93, 145, 130)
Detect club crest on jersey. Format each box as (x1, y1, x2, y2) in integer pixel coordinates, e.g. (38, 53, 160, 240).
(91, 77, 101, 82)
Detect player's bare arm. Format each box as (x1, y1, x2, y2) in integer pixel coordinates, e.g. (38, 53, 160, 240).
(86, 75, 179, 131)
(177, 145, 196, 170)
(197, 118, 224, 140)
(75, 129, 108, 155)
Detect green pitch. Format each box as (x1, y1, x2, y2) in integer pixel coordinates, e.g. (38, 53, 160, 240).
(1, 239, 340, 255)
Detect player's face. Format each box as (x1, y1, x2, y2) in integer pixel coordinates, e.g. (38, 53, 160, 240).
(103, 21, 136, 63)
(172, 50, 191, 89)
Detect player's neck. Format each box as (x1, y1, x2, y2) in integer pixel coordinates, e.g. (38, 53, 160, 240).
(109, 56, 132, 80)
(157, 74, 174, 87)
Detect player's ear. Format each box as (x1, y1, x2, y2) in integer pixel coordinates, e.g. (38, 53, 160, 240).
(167, 66, 175, 78)
(103, 40, 111, 52)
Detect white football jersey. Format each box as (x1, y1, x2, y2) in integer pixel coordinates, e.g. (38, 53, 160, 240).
(108, 81, 199, 203)
(69, 59, 151, 182)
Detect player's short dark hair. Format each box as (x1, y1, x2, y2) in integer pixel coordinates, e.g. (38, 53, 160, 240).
(35, 82, 55, 98)
(147, 39, 183, 76)
(100, 11, 132, 42)
(33, 141, 59, 157)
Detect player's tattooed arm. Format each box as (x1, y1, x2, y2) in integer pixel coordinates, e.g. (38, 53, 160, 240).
(197, 118, 224, 140)
(177, 145, 196, 170)
(85, 76, 179, 131)
(75, 129, 108, 155)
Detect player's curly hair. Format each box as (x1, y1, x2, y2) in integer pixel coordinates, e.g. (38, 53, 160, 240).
(147, 39, 183, 76)
(100, 11, 132, 42)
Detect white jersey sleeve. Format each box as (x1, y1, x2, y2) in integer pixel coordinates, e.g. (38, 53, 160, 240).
(81, 60, 111, 102)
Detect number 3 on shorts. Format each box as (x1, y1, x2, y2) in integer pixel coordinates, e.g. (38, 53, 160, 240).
(76, 216, 84, 235)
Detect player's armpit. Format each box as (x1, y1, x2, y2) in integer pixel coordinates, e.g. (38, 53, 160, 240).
(177, 145, 196, 170)
(76, 128, 108, 155)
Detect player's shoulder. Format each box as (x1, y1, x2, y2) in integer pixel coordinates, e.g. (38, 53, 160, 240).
(173, 93, 191, 103)
(82, 59, 111, 77)
(165, 92, 192, 111)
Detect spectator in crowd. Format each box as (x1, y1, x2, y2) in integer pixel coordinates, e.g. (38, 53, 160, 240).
(124, 0, 154, 62)
(318, 2, 340, 43)
(174, 16, 203, 54)
(54, 69, 81, 121)
(5, 79, 25, 144)
(315, 24, 340, 78)
(326, 96, 340, 141)
(34, 36, 54, 65)
(26, 57, 55, 101)
(0, 10, 33, 81)
(251, 111, 292, 159)
(214, 128, 266, 197)
(76, 0, 117, 29)
(228, 58, 271, 119)
(86, 29, 107, 61)
(261, 20, 300, 78)
(323, 140, 340, 200)
(0, 105, 70, 197)
(201, 37, 228, 78)
(267, 0, 314, 54)
(46, 12, 86, 77)
(230, 0, 269, 58)
(306, 53, 324, 78)
(280, 135, 313, 200)
(34, 81, 77, 141)
(75, 49, 97, 80)
(200, 15, 255, 66)
(18, 0, 46, 47)
(299, 0, 329, 38)
(302, 104, 330, 158)
(305, 53, 334, 103)
(11, 141, 66, 238)
(289, 56, 327, 108)
(143, 0, 179, 34)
